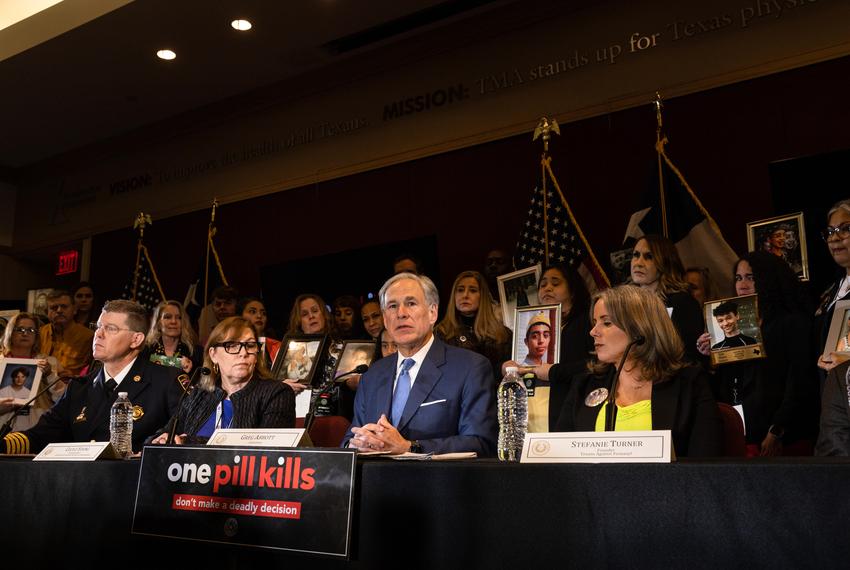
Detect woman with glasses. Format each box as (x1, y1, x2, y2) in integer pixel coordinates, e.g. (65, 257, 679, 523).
(816, 199, 850, 373)
(150, 316, 295, 445)
(143, 300, 202, 374)
(0, 312, 63, 431)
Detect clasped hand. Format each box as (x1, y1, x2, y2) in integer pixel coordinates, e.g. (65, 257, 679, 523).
(350, 414, 410, 455)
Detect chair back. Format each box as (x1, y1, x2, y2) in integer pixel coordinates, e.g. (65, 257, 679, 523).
(309, 415, 351, 448)
(717, 402, 747, 457)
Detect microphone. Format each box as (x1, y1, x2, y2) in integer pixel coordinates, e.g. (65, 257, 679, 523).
(333, 364, 369, 383)
(165, 366, 211, 445)
(0, 374, 70, 438)
(604, 335, 646, 432)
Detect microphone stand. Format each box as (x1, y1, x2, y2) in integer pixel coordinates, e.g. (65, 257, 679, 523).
(304, 365, 369, 433)
(165, 366, 210, 445)
(604, 336, 645, 432)
(0, 375, 69, 438)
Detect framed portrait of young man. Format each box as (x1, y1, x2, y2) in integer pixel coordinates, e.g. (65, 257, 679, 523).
(703, 295, 766, 365)
(746, 212, 808, 281)
(511, 304, 561, 368)
(824, 300, 850, 357)
(270, 334, 328, 387)
(497, 264, 542, 330)
(0, 357, 43, 405)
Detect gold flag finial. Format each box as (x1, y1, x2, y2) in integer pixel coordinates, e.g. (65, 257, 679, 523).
(653, 92, 664, 135)
(533, 117, 560, 155)
(133, 212, 152, 238)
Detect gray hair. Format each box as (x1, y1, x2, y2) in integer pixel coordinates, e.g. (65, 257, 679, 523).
(379, 272, 439, 311)
(827, 199, 850, 221)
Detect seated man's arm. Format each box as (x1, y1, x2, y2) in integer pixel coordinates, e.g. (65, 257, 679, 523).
(418, 356, 498, 457)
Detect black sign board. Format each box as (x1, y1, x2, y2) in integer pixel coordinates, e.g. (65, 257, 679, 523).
(132, 446, 356, 558)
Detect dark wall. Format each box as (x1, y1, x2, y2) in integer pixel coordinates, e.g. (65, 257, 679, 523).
(91, 55, 850, 326)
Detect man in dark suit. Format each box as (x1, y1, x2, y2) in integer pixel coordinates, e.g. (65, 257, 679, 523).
(2, 300, 183, 454)
(343, 273, 497, 456)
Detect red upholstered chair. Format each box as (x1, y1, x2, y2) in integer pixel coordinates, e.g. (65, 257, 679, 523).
(717, 402, 747, 457)
(308, 416, 351, 448)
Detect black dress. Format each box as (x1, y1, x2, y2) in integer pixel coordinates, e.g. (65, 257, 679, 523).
(437, 314, 511, 384)
(540, 308, 594, 430)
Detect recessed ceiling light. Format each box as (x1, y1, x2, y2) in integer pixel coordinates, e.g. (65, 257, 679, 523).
(231, 19, 252, 31)
(156, 49, 176, 60)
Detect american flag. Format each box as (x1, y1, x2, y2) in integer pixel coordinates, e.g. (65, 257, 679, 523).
(122, 245, 165, 311)
(515, 164, 609, 291)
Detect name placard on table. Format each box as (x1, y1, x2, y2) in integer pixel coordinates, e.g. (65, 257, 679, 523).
(133, 446, 356, 558)
(521, 430, 673, 463)
(207, 428, 309, 448)
(34, 441, 120, 461)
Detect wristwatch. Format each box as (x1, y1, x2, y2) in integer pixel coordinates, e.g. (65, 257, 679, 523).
(409, 440, 423, 453)
(768, 424, 785, 439)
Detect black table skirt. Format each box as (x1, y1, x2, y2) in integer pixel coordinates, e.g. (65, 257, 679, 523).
(2, 455, 849, 569)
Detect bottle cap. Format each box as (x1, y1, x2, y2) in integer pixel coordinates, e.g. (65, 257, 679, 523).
(505, 367, 518, 374)
(118, 391, 128, 398)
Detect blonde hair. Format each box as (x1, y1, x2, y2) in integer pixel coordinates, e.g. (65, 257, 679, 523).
(436, 271, 508, 344)
(201, 317, 269, 391)
(2, 312, 41, 356)
(146, 300, 197, 353)
(588, 285, 685, 383)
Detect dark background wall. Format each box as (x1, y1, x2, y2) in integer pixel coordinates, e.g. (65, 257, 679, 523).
(90, 55, 850, 330)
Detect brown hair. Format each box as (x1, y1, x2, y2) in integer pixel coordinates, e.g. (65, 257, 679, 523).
(436, 270, 508, 344)
(101, 299, 149, 333)
(286, 294, 333, 336)
(588, 285, 685, 383)
(630, 235, 690, 298)
(201, 317, 269, 391)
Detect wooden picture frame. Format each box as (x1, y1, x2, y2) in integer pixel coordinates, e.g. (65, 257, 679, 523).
(824, 299, 850, 357)
(746, 212, 808, 281)
(703, 294, 766, 365)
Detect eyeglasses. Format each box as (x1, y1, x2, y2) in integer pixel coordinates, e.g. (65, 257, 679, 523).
(13, 327, 37, 334)
(821, 222, 850, 241)
(89, 322, 134, 335)
(214, 341, 261, 354)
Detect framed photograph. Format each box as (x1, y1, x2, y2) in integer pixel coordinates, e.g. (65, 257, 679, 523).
(609, 247, 633, 285)
(512, 304, 561, 367)
(26, 288, 53, 317)
(0, 357, 43, 406)
(746, 212, 808, 281)
(332, 340, 376, 380)
(703, 295, 766, 365)
(497, 264, 542, 330)
(824, 300, 850, 357)
(271, 334, 328, 387)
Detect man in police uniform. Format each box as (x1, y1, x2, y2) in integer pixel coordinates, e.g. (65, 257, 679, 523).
(2, 300, 183, 454)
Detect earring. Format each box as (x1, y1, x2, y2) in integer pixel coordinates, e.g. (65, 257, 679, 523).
(213, 362, 220, 375)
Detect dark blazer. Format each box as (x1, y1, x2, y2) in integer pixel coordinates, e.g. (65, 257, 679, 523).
(816, 361, 850, 455)
(156, 376, 295, 444)
(342, 337, 498, 456)
(13, 356, 183, 453)
(554, 365, 723, 458)
(665, 290, 706, 365)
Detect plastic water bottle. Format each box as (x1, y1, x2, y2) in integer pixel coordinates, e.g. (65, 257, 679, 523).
(109, 392, 133, 458)
(498, 367, 528, 462)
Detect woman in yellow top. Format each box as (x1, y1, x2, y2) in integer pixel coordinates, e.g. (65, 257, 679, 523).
(554, 286, 722, 457)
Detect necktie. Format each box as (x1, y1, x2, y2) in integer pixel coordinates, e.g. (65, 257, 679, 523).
(104, 378, 117, 396)
(391, 358, 415, 426)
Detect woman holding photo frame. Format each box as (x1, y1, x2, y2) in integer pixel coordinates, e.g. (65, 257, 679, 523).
(503, 263, 593, 431)
(697, 252, 818, 456)
(0, 313, 62, 431)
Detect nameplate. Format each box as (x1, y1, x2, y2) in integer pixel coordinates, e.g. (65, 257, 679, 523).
(207, 429, 309, 448)
(133, 446, 356, 558)
(520, 430, 673, 463)
(33, 442, 120, 461)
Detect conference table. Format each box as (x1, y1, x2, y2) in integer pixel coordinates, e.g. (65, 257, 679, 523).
(2, 454, 849, 569)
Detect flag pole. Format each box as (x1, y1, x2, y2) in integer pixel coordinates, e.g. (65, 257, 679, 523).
(131, 212, 151, 302)
(204, 200, 217, 307)
(654, 92, 669, 239)
(533, 117, 560, 263)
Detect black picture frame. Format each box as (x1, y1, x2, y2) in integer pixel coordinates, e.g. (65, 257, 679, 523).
(271, 334, 328, 387)
(332, 340, 377, 380)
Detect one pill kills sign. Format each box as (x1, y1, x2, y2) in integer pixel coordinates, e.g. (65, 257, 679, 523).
(132, 446, 356, 557)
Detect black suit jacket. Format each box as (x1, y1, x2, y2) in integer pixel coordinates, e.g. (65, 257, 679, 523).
(554, 365, 723, 457)
(15, 356, 183, 453)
